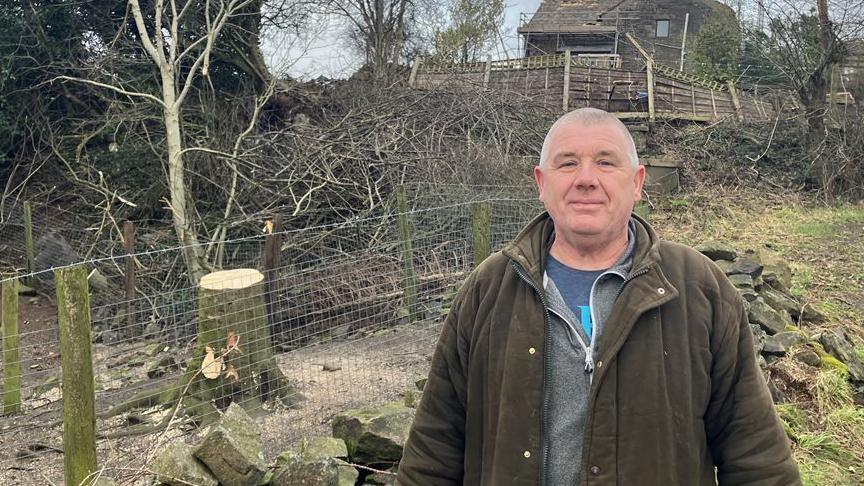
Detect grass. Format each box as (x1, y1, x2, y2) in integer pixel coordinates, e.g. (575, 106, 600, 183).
(648, 186, 864, 484)
(792, 221, 836, 238)
(815, 368, 853, 414)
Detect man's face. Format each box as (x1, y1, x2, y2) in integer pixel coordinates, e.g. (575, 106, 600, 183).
(534, 121, 645, 245)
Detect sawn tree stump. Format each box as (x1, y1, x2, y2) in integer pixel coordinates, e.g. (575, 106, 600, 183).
(182, 268, 303, 424)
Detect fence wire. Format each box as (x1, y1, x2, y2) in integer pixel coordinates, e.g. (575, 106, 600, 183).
(0, 186, 541, 484)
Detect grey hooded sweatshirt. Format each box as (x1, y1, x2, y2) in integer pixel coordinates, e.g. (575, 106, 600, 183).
(541, 220, 636, 486)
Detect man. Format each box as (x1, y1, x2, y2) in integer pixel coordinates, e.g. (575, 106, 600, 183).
(396, 108, 800, 485)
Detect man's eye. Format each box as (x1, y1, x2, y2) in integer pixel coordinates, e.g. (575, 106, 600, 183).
(598, 160, 613, 166)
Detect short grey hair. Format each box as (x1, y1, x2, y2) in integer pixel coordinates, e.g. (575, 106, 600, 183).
(539, 108, 639, 168)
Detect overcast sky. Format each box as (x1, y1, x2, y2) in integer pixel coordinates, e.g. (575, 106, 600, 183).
(264, 0, 541, 80)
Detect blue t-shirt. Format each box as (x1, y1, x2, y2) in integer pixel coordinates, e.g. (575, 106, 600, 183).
(546, 254, 604, 339)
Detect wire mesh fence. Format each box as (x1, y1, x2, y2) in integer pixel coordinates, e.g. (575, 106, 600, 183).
(0, 185, 542, 484)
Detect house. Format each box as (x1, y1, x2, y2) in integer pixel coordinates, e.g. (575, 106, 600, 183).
(518, 0, 737, 70)
(841, 39, 864, 96)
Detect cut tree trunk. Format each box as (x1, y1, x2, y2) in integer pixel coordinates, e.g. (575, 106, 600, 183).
(181, 268, 303, 425)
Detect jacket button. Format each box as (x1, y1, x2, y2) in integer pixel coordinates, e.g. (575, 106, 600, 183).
(528, 347, 536, 355)
(590, 465, 601, 475)
(596, 360, 603, 368)
(657, 287, 666, 295)
(523, 450, 531, 458)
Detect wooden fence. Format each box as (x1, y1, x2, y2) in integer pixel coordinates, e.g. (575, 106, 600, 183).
(410, 50, 774, 123)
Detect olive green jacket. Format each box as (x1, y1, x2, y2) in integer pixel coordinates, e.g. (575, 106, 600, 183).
(397, 213, 800, 485)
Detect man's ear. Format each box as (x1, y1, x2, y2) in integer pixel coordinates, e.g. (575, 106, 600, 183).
(534, 165, 545, 201)
(632, 164, 646, 200)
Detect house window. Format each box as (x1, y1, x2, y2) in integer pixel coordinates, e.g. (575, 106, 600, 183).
(656, 19, 670, 37)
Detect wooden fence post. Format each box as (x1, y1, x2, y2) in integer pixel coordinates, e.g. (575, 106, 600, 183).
(55, 265, 97, 486)
(562, 50, 572, 112)
(727, 81, 743, 122)
(263, 215, 283, 335)
(471, 202, 492, 266)
(2, 278, 20, 415)
(483, 59, 492, 88)
(23, 202, 35, 286)
(625, 33, 656, 123)
(123, 221, 137, 338)
(395, 187, 418, 319)
(646, 60, 656, 123)
(409, 58, 421, 88)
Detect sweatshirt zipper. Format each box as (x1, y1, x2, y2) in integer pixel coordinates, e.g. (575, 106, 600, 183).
(546, 306, 593, 373)
(511, 260, 552, 486)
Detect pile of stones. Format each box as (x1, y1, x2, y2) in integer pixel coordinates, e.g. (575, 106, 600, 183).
(696, 241, 864, 391)
(151, 387, 421, 486)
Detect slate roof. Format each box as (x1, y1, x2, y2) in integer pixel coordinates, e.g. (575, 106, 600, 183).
(517, 0, 628, 34)
(517, 0, 728, 34)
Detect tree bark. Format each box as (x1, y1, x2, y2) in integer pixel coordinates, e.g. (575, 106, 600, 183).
(161, 69, 207, 284)
(181, 268, 303, 424)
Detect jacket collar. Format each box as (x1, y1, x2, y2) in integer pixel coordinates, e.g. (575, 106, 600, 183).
(503, 211, 662, 284)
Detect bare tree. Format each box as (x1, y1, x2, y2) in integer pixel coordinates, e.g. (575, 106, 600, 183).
(322, 0, 414, 79)
(54, 0, 275, 283)
(745, 0, 864, 196)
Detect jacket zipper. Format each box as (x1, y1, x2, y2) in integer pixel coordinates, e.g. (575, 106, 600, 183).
(615, 267, 650, 300)
(512, 259, 654, 485)
(510, 260, 553, 486)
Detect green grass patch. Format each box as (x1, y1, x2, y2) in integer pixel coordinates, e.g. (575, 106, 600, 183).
(819, 355, 850, 376)
(796, 431, 854, 463)
(815, 368, 853, 412)
(826, 406, 864, 436)
(776, 403, 808, 439)
(791, 221, 835, 238)
(790, 263, 815, 299)
(796, 452, 857, 486)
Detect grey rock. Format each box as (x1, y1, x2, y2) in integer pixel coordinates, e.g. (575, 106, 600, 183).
(749, 324, 766, 354)
(739, 287, 759, 302)
(726, 255, 764, 279)
(332, 403, 415, 464)
(762, 332, 807, 356)
(714, 260, 735, 275)
(270, 451, 358, 486)
(759, 286, 801, 319)
(820, 329, 864, 382)
(697, 241, 738, 261)
(748, 299, 792, 335)
(193, 403, 266, 486)
(761, 254, 793, 292)
(152, 440, 218, 486)
(300, 436, 349, 460)
(728, 274, 755, 289)
(364, 467, 398, 485)
(795, 349, 822, 367)
(801, 303, 827, 324)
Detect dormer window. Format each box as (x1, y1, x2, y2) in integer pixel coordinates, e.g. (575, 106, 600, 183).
(656, 19, 670, 37)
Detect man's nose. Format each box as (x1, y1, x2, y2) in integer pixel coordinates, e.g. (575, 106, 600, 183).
(572, 163, 598, 188)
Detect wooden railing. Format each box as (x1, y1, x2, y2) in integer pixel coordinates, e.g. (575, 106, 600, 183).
(653, 62, 724, 92)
